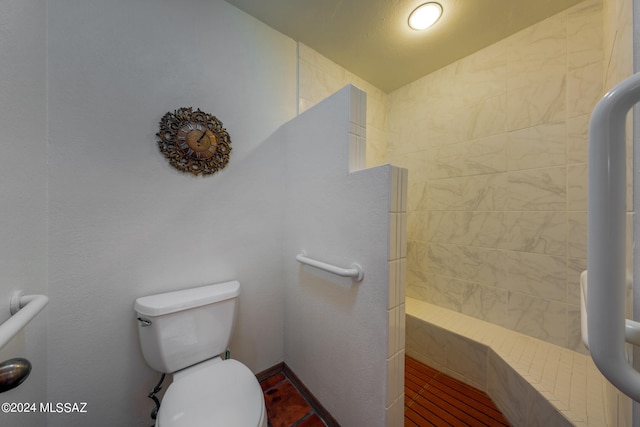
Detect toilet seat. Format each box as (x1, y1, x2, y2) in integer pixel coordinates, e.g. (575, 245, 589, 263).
(157, 358, 266, 427)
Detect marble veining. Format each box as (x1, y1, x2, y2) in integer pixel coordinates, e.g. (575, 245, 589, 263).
(298, 0, 610, 355)
(504, 252, 567, 302)
(425, 173, 508, 211)
(505, 167, 566, 211)
(507, 122, 566, 170)
(393, 0, 603, 347)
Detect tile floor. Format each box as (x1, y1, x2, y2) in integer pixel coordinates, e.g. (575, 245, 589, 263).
(260, 371, 327, 427)
(259, 357, 510, 427)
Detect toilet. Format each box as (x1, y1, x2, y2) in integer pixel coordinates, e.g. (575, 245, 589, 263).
(134, 280, 267, 427)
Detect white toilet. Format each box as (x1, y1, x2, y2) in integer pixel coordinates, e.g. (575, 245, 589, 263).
(134, 280, 267, 427)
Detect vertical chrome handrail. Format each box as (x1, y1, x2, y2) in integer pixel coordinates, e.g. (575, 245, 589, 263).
(588, 71, 640, 402)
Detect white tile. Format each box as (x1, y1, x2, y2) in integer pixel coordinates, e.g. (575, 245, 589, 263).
(388, 306, 397, 357)
(349, 85, 361, 127)
(388, 260, 398, 308)
(398, 304, 407, 354)
(398, 258, 406, 303)
(405, 298, 612, 426)
(399, 213, 407, 259)
(348, 132, 366, 173)
(385, 395, 404, 427)
(390, 166, 400, 213)
(386, 352, 401, 406)
(398, 303, 406, 351)
(389, 213, 398, 260)
(388, 260, 398, 309)
(400, 168, 408, 213)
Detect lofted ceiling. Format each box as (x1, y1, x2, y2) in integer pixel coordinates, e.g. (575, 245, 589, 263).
(225, 0, 587, 92)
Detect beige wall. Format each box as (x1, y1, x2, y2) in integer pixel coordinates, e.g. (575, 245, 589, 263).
(603, 0, 633, 89)
(389, 0, 604, 351)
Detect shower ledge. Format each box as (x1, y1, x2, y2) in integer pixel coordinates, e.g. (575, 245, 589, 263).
(406, 297, 630, 427)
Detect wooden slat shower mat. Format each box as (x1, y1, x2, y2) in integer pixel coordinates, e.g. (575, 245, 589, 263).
(405, 356, 511, 427)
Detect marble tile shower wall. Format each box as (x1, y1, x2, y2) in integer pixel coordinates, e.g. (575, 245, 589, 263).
(387, 0, 604, 352)
(297, 43, 389, 169)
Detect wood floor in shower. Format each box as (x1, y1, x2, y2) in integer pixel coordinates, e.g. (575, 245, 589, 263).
(259, 356, 511, 426)
(405, 356, 511, 427)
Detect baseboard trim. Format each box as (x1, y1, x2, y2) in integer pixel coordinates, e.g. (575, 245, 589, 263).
(282, 363, 340, 427)
(256, 362, 340, 427)
(255, 362, 285, 382)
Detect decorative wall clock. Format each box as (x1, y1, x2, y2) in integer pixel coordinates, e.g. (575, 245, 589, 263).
(156, 107, 232, 176)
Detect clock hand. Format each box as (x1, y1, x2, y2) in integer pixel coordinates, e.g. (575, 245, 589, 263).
(197, 129, 208, 143)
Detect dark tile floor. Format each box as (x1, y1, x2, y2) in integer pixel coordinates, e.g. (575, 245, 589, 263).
(260, 371, 327, 427)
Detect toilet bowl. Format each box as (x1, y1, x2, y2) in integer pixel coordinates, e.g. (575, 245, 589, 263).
(134, 281, 267, 427)
(156, 358, 266, 427)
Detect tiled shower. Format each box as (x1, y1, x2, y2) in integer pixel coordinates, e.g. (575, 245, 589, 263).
(301, 0, 630, 354)
(390, 0, 604, 352)
(298, 0, 634, 424)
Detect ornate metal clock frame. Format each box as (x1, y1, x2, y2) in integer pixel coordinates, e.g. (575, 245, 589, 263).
(156, 107, 232, 176)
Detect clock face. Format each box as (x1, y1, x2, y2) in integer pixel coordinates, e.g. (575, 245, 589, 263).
(176, 123, 218, 160)
(156, 108, 232, 176)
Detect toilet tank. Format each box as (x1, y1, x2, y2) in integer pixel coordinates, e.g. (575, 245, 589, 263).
(134, 281, 240, 373)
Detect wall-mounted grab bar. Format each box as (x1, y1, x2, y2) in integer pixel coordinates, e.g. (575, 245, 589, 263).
(587, 71, 640, 402)
(0, 291, 49, 350)
(296, 253, 363, 281)
(580, 270, 640, 348)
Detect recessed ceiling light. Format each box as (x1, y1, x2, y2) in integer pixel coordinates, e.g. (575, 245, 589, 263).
(408, 2, 443, 30)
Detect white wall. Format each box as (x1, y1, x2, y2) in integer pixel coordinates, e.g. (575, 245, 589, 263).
(46, 0, 296, 425)
(0, 0, 48, 425)
(0, 1, 400, 426)
(282, 86, 406, 426)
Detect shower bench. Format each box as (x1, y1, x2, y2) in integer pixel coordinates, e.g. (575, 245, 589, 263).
(405, 297, 630, 427)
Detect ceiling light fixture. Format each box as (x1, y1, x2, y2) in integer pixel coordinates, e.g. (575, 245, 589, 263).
(408, 2, 443, 30)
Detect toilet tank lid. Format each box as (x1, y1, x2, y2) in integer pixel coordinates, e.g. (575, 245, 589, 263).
(134, 281, 240, 317)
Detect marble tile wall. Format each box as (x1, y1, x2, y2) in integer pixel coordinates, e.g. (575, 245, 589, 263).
(388, 0, 604, 351)
(297, 43, 389, 169)
(295, 0, 635, 357)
